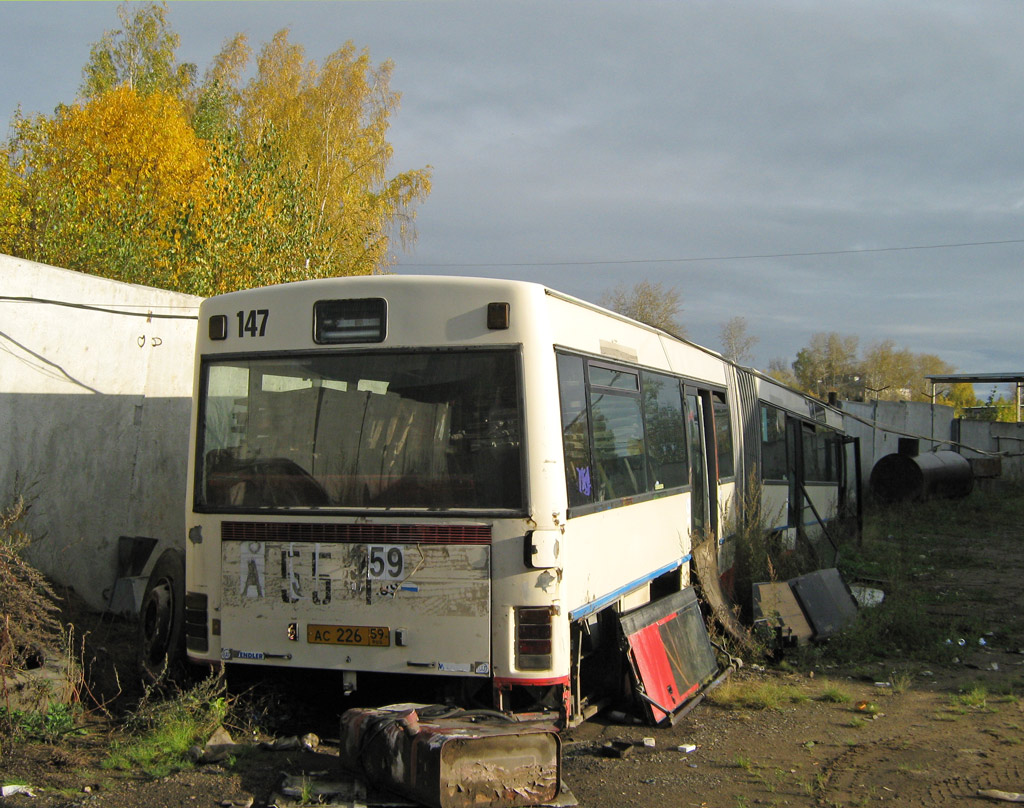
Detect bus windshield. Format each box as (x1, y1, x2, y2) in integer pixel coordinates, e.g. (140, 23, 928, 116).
(196, 349, 523, 511)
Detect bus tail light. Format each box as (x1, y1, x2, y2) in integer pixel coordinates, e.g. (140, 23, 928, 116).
(515, 607, 553, 671)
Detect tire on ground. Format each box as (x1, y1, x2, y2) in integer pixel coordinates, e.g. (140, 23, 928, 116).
(137, 548, 186, 684)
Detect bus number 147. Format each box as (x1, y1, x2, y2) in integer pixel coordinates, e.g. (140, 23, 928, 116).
(236, 309, 269, 338)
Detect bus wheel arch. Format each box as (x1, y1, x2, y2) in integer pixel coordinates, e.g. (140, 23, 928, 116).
(137, 548, 186, 684)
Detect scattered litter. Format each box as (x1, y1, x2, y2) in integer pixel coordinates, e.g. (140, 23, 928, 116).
(873, 682, 891, 688)
(921, 670, 934, 677)
(849, 585, 885, 608)
(642, 737, 656, 748)
(959, 639, 967, 647)
(189, 726, 248, 764)
(979, 638, 988, 646)
(1, 785, 37, 797)
(261, 733, 320, 752)
(220, 798, 254, 808)
(678, 744, 697, 753)
(978, 788, 1024, 803)
(990, 662, 1000, 672)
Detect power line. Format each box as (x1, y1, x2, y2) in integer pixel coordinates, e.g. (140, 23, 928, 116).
(0, 296, 198, 320)
(399, 237, 1024, 269)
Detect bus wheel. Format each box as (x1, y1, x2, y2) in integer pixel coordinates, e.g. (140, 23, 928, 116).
(137, 549, 185, 685)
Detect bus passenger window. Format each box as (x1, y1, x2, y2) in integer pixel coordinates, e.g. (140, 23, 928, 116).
(712, 392, 734, 480)
(588, 362, 645, 501)
(557, 354, 593, 507)
(760, 404, 788, 480)
(642, 372, 687, 491)
(590, 393, 645, 500)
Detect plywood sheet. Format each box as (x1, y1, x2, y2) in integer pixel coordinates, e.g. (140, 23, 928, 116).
(752, 582, 813, 646)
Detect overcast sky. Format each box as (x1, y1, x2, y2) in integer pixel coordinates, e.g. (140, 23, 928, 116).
(3, 1, 1023, 381)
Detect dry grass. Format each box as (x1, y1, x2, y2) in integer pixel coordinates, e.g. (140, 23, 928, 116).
(0, 494, 65, 674)
(1, 492, 77, 749)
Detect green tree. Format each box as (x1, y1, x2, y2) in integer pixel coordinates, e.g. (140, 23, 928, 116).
(766, 357, 798, 388)
(600, 280, 687, 337)
(7, 87, 210, 284)
(792, 332, 861, 400)
(2, 2, 431, 295)
(232, 30, 432, 277)
(81, 2, 196, 100)
(720, 316, 758, 365)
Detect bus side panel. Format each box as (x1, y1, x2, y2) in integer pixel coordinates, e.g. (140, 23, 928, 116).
(715, 479, 738, 581)
(762, 482, 791, 544)
(560, 495, 692, 620)
(801, 484, 839, 536)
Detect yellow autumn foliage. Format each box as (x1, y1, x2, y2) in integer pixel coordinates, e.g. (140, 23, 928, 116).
(51, 87, 209, 222)
(2, 4, 431, 295)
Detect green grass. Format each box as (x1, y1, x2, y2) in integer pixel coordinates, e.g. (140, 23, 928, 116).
(952, 684, 990, 710)
(708, 678, 809, 711)
(0, 702, 82, 744)
(734, 754, 753, 770)
(817, 684, 852, 703)
(103, 674, 229, 778)
(790, 486, 1024, 671)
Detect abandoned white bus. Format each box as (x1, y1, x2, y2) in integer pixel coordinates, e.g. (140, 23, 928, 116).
(177, 276, 847, 723)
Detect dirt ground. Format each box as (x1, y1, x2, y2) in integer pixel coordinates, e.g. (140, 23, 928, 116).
(3, 492, 1024, 808)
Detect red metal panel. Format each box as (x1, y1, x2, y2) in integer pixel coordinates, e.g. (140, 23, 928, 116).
(626, 616, 682, 723)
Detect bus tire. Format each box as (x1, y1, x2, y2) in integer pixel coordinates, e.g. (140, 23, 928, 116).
(137, 549, 186, 685)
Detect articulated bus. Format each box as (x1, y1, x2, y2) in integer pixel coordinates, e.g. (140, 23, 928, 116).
(179, 276, 847, 724)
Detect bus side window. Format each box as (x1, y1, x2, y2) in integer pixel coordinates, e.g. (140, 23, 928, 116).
(557, 354, 593, 507)
(712, 391, 734, 480)
(760, 404, 788, 480)
(589, 391, 645, 500)
(642, 371, 688, 491)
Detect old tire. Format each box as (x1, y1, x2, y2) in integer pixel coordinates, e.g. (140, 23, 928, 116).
(137, 549, 186, 685)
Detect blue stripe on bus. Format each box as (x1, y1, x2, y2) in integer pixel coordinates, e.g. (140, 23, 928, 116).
(568, 555, 692, 622)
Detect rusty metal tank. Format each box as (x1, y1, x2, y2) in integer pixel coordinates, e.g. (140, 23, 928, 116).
(869, 446, 973, 502)
(339, 704, 561, 808)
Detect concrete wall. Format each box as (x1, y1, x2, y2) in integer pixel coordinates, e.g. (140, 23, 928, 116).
(840, 399, 1024, 488)
(0, 254, 200, 610)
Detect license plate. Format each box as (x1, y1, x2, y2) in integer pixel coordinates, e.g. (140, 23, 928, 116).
(306, 624, 390, 647)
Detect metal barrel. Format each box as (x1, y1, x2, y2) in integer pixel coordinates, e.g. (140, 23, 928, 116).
(869, 450, 973, 502)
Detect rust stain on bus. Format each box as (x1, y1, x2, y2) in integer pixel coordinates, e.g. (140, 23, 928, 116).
(221, 541, 489, 617)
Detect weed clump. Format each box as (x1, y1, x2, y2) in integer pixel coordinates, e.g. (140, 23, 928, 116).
(104, 673, 229, 777)
(1, 494, 77, 751)
(729, 475, 819, 622)
(0, 495, 64, 673)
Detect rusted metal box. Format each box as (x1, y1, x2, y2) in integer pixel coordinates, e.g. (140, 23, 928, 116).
(339, 704, 561, 808)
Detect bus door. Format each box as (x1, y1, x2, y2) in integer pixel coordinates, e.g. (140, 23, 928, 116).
(684, 387, 713, 541)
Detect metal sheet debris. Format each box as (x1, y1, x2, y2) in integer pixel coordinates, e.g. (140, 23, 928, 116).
(339, 704, 561, 808)
(789, 568, 858, 640)
(618, 587, 719, 725)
